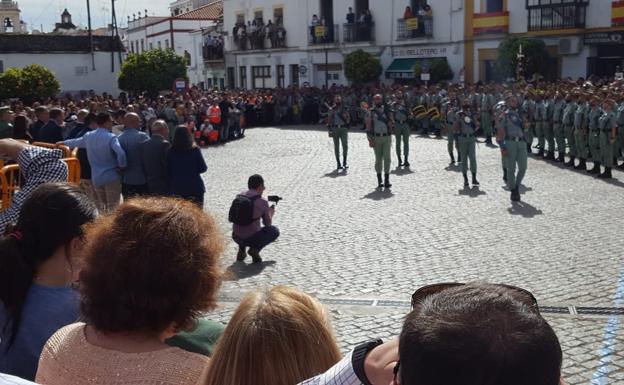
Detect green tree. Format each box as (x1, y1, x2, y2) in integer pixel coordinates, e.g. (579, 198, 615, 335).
(19, 64, 61, 103)
(494, 37, 552, 81)
(0, 65, 59, 103)
(0, 68, 23, 101)
(413, 58, 454, 83)
(344, 49, 382, 84)
(119, 49, 188, 96)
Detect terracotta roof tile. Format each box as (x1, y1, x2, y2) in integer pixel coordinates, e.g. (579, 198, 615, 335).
(177, 0, 222, 20)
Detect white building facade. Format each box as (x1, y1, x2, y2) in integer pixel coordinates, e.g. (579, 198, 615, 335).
(0, 35, 124, 95)
(126, 1, 222, 86)
(224, 0, 624, 88)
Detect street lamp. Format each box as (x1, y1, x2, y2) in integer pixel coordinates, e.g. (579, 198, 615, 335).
(516, 44, 525, 82)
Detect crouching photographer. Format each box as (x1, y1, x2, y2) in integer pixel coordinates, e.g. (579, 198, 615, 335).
(229, 174, 280, 263)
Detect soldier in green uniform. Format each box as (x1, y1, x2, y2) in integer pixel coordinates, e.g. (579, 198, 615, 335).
(562, 92, 578, 167)
(552, 92, 566, 162)
(444, 94, 460, 165)
(534, 92, 548, 157)
(393, 96, 411, 167)
(521, 91, 536, 154)
(616, 96, 624, 169)
(542, 92, 555, 160)
(587, 96, 602, 174)
(479, 87, 494, 144)
(454, 101, 480, 188)
(366, 94, 394, 188)
(573, 94, 589, 171)
(598, 99, 618, 179)
(0, 107, 15, 139)
(327, 95, 350, 170)
(497, 94, 528, 202)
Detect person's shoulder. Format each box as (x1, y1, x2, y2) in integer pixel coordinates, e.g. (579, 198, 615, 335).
(44, 322, 86, 354)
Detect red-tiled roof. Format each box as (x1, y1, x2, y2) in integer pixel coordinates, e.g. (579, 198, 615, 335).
(177, 0, 222, 20)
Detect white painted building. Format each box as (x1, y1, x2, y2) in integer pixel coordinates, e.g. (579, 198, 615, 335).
(0, 35, 125, 95)
(126, 1, 222, 85)
(224, 0, 624, 88)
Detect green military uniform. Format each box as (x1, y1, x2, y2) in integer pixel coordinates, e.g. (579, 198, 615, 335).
(455, 108, 479, 187)
(562, 101, 577, 165)
(368, 104, 393, 188)
(0, 106, 14, 139)
(616, 103, 624, 168)
(552, 98, 566, 161)
(521, 97, 536, 152)
(573, 102, 589, 169)
(535, 98, 548, 156)
(393, 103, 411, 167)
(480, 93, 494, 142)
(499, 108, 528, 202)
(598, 109, 617, 178)
(329, 104, 349, 169)
(445, 101, 460, 164)
(587, 105, 602, 174)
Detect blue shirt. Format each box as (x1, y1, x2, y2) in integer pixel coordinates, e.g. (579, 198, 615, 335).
(0, 285, 79, 381)
(117, 128, 149, 185)
(64, 128, 127, 187)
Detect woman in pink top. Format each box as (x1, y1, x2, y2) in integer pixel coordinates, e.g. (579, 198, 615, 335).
(36, 197, 224, 385)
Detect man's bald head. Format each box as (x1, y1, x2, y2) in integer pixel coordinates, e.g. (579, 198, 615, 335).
(77, 109, 89, 122)
(124, 112, 141, 129)
(151, 119, 169, 138)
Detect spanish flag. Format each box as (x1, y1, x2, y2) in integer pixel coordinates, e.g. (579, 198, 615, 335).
(613, 1, 624, 26)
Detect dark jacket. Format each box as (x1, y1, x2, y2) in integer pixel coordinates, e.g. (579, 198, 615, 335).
(30, 120, 46, 141)
(38, 121, 63, 144)
(141, 135, 171, 195)
(69, 124, 92, 180)
(166, 146, 207, 197)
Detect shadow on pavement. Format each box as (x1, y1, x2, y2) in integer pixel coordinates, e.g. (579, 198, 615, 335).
(507, 201, 543, 218)
(362, 188, 395, 201)
(600, 177, 624, 188)
(391, 167, 415, 176)
(458, 186, 487, 198)
(223, 260, 277, 281)
(444, 164, 461, 172)
(322, 169, 348, 178)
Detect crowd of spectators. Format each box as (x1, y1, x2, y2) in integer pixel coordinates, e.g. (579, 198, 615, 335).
(233, 17, 287, 50)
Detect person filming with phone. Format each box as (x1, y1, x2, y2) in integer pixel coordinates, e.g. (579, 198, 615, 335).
(229, 174, 280, 263)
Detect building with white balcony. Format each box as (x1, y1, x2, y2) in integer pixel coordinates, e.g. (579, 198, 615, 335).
(126, 1, 222, 85)
(223, 0, 624, 88)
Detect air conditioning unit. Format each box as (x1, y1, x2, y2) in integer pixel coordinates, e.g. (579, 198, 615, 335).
(558, 37, 581, 55)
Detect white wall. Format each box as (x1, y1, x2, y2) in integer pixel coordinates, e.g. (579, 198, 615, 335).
(1, 52, 121, 95)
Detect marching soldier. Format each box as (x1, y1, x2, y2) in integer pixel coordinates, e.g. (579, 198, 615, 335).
(444, 95, 460, 165)
(562, 92, 578, 167)
(534, 92, 548, 157)
(573, 94, 589, 171)
(327, 95, 350, 170)
(479, 86, 495, 144)
(587, 96, 602, 174)
(494, 100, 508, 182)
(393, 96, 411, 167)
(521, 91, 536, 154)
(497, 93, 528, 202)
(616, 95, 624, 169)
(552, 92, 566, 162)
(366, 94, 394, 188)
(598, 99, 618, 179)
(454, 101, 480, 187)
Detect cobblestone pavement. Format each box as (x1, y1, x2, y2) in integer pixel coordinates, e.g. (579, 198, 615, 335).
(201, 126, 624, 384)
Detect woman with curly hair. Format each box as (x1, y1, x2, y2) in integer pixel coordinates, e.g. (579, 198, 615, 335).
(36, 197, 223, 385)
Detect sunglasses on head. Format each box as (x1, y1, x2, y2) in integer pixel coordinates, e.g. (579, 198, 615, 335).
(390, 283, 541, 385)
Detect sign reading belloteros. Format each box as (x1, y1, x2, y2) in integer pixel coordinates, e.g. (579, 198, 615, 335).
(392, 46, 448, 58)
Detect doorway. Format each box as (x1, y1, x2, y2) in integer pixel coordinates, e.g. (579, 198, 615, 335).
(355, 0, 369, 18)
(320, 0, 334, 41)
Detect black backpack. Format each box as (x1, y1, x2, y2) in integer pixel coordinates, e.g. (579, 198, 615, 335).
(228, 194, 261, 225)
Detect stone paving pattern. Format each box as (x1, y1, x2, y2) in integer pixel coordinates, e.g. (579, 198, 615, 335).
(200, 126, 624, 384)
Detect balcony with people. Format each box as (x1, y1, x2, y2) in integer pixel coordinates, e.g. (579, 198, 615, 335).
(308, 14, 339, 45)
(397, 4, 433, 40)
(342, 7, 374, 43)
(202, 35, 224, 62)
(526, 0, 588, 31)
(231, 17, 287, 52)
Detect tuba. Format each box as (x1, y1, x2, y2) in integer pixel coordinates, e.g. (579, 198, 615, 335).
(427, 106, 441, 121)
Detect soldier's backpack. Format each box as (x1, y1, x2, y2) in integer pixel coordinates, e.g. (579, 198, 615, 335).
(228, 194, 261, 226)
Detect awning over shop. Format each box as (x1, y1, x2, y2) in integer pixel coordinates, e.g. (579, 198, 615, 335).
(385, 58, 417, 79)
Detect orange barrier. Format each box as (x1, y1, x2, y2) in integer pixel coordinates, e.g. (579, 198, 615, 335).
(62, 158, 81, 184)
(0, 164, 21, 210)
(31, 142, 73, 158)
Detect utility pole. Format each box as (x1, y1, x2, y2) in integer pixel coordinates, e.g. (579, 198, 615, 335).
(110, 0, 122, 72)
(87, 0, 95, 70)
(325, 47, 328, 89)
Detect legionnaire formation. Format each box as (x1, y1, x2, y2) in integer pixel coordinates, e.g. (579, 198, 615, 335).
(322, 81, 624, 201)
